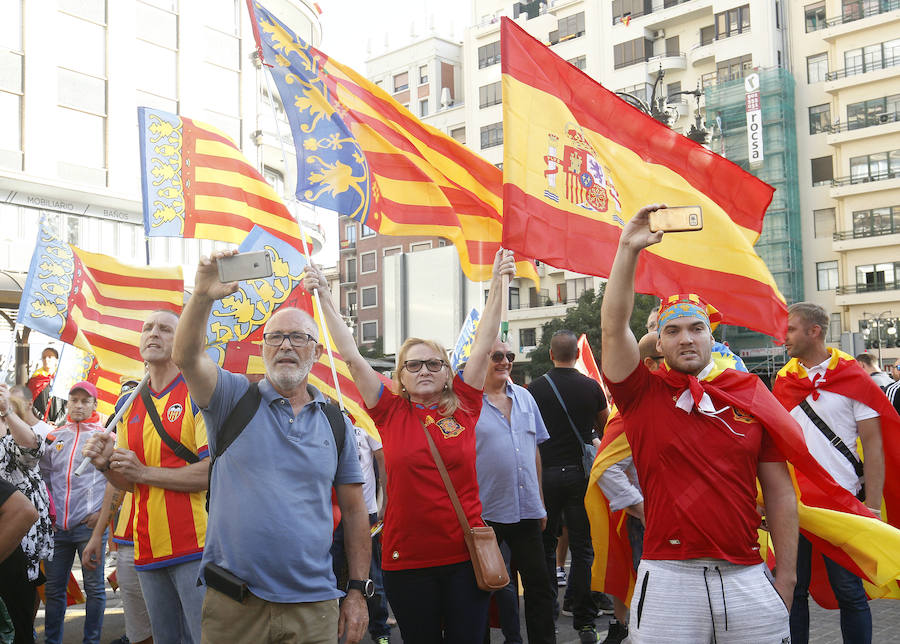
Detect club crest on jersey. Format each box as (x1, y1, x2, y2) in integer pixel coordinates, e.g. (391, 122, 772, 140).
(55, 442, 64, 451)
(166, 403, 184, 422)
(435, 417, 464, 439)
(732, 407, 756, 424)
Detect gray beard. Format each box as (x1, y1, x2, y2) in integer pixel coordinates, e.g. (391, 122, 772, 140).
(265, 351, 315, 391)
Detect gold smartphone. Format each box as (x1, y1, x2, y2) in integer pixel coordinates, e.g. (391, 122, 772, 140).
(649, 206, 703, 232)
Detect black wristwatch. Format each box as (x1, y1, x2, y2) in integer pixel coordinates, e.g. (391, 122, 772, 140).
(346, 578, 375, 598)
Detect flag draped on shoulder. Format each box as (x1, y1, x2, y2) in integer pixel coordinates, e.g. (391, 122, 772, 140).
(248, 2, 539, 287)
(17, 219, 182, 378)
(138, 106, 311, 249)
(499, 17, 786, 341)
(204, 226, 387, 439)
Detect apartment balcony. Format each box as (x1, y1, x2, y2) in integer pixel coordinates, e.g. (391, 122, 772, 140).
(824, 56, 900, 93)
(833, 229, 900, 252)
(821, 0, 900, 41)
(643, 0, 713, 30)
(646, 52, 686, 73)
(339, 240, 356, 253)
(829, 171, 900, 198)
(825, 111, 900, 145)
(339, 273, 357, 286)
(689, 41, 715, 66)
(835, 281, 900, 307)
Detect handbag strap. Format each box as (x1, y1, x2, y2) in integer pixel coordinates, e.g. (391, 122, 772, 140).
(140, 387, 199, 464)
(797, 399, 863, 478)
(419, 420, 471, 532)
(543, 373, 589, 452)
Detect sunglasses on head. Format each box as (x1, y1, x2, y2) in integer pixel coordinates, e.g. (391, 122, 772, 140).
(490, 351, 516, 363)
(402, 359, 447, 373)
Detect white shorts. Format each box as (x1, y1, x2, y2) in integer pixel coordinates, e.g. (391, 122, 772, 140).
(116, 544, 153, 642)
(629, 558, 790, 644)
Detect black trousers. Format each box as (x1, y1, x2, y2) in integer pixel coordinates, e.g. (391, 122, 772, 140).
(488, 518, 557, 644)
(0, 546, 37, 644)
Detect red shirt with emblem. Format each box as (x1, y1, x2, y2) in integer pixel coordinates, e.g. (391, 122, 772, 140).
(604, 363, 785, 565)
(367, 374, 484, 570)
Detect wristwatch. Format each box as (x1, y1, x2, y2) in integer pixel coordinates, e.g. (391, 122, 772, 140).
(346, 578, 375, 598)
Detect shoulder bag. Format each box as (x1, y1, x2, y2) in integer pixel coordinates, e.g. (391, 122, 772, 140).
(543, 373, 597, 480)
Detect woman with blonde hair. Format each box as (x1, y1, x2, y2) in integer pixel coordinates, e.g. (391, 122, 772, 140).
(306, 249, 516, 643)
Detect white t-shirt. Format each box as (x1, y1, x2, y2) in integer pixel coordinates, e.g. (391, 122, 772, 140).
(788, 357, 878, 494)
(30, 420, 53, 441)
(354, 426, 382, 514)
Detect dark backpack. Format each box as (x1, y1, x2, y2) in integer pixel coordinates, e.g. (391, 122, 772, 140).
(206, 382, 347, 510)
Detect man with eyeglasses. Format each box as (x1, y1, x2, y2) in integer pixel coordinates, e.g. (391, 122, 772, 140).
(475, 338, 556, 643)
(169, 251, 369, 644)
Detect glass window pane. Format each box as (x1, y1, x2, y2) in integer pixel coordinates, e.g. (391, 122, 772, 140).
(57, 107, 104, 166)
(863, 43, 882, 71)
(202, 64, 239, 115)
(844, 48, 862, 73)
(0, 51, 22, 93)
(0, 92, 21, 151)
(205, 28, 239, 69)
(58, 13, 106, 76)
(135, 89, 177, 113)
(135, 40, 177, 98)
(59, 0, 106, 23)
(205, 0, 239, 35)
(58, 68, 106, 114)
(135, 2, 178, 49)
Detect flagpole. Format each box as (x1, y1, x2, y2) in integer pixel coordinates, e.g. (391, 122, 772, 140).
(257, 46, 346, 412)
(500, 250, 509, 343)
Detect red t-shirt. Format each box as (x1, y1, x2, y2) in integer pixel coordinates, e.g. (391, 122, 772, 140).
(604, 363, 784, 565)
(367, 374, 484, 571)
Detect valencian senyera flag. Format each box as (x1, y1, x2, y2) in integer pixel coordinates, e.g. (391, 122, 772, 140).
(50, 344, 122, 418)
(205, 226, 388, 439)
(499, 17, 786, 341)
(138, 106, 313, 250)
(248, 2, 539, 287)
(17, 218, 183, 378)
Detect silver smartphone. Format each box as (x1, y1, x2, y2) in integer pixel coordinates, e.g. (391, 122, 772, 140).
(217, 250, 273, 283)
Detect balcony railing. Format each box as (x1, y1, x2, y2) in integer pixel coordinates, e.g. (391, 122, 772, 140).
(825, 54, 900, 81)
(836, 281, 900, 295)
(819, 110, 899, 134)
(339, 240, 356, 252)
(834, 226, 900, 240)
(831, 169, 899, 187)
(825, 0, 900, 28)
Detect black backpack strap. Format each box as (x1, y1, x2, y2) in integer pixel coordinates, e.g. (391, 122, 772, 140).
(207, 382, 262, 511)
(321, 402, 346, 462)
(140, 387, 199, 464)
(797, 399, 864, 478)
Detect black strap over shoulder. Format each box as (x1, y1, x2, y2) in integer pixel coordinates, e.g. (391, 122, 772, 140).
(543, 373, 587, 448)
(140, 387, 199, 464)
(797, 399, 864, 478)
(322, 402, 346, 456)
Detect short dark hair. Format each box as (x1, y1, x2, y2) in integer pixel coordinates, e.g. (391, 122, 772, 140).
(550, 330, 578, 362)
(855, 353, 878, 368)
(41, 347, 59, 359)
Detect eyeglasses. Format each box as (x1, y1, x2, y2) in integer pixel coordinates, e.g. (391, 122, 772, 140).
(262, 332, 318, 347)
(402, 359, 447, 373)
(490, 351, 516, 363)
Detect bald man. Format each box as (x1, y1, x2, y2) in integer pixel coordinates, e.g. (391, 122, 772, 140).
(171, 251, 369, 644)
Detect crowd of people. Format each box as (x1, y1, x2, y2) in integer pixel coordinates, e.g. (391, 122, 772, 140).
(0, 204, 898, 644)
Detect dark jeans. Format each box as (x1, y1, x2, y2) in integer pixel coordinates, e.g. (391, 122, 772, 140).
(542, 465, 594, 630)
(790, 534, 872, 644)
(383, 561, 490, 643)
(0, 546, 36, 644)
(488, 519, 557, 644)
(330, 514, 391, 639)
(44, 525, 106, 644)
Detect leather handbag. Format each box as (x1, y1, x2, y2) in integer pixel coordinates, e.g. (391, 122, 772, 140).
(419, 420, 510, 591)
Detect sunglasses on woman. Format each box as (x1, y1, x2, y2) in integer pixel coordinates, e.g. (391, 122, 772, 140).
(489, 351, 516, 363)
(402, 359, 447, 373)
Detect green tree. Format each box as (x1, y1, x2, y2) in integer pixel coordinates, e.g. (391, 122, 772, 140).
(525, 286, 658, 378)
(359, 336, 385, 360)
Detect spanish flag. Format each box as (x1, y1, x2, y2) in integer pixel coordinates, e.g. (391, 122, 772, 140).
(249, 3, 539, 287)
(499, 18, 786, 341)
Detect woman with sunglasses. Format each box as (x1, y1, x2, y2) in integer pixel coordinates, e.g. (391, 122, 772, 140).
(305, 249, 516, 643)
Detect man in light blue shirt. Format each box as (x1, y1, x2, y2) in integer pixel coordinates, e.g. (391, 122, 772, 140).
(476, 339, 556, 644)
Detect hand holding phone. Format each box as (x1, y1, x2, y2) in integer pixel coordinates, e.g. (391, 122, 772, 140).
(648, 206, 703, 233)
(217, 250, 274, 283)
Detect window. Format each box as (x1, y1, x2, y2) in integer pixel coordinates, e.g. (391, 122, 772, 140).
(481, 122, 503, 149)
(807, 53, 828, 83)
(346, 291, 357, 313)
(612, 0, 651, 24)
(847, 95, 900, 129)
(344, 257, 356, 282)
(361, 224, 376, 238)
(813, 208, 835, 238)
(618, 83, 653, 104)
(666, 81, 682, 102)
(567, 55, 586, 70)
(843, 38, 899, 77)
(383, 246, 402, 257)
(419, 99, 428, 117)
(419, 65, 428, 84)
(716, 54, 753, 83)
(450, 127, 465, 143)
(509, 286, 520, 310)
(700, 25, 715, 46)
(479, 81, 502, 109)
(361, 286, 377, 308)
(360, 251, 376, 273)
(558, 277, 591, 303)
(809, 104, 831, 134)
(714, 4, 750, 39)
(828, 313, 841, 343)
(850, 149, 900, 182)
(557, 12, 585, 40)
(393, 72, 408, 93)
(361, 321, 377, 343)
(856, 262, 899, 291)
(478, 41, 501, 69)
(519, 328, 536, 347)
(817, 261, 839, 290)
(409, 241, 432, 252)
(665, 35, 680, 56)
(344, 223, 357, 244)
(853, 205, 900, 236)
(614, 37, 653, 70)
(811, 156, 833, 186)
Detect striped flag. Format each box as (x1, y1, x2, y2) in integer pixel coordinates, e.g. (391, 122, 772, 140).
(137, 106, 312, 249)
(249, 2, 540, 287)
(500, 18, 786, 341)
(16, 218, 183, 378)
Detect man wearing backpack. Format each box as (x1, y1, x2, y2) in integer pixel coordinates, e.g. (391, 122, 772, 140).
(82, 309, 210, 644)
(171, 250, 370, 644)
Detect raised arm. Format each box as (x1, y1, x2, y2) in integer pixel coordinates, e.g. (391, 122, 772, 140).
(304, 264, 383, 408)
(601, 204, 665, 382)
(173, 250, 241, 408)
(463, 250, 516, 389)
(0, 385, 39, 451)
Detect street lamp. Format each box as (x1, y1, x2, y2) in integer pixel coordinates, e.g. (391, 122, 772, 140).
(615, 67, 710, 144)
(862, 310, 893, 369)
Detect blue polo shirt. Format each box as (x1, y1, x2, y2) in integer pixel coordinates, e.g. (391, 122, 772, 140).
(475, 382, 550, 524)
(201, 367, 363, 603)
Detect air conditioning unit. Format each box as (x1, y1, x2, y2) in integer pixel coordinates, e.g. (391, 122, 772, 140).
(878, 112, 891, 123)
(652, 29, 665, 39)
